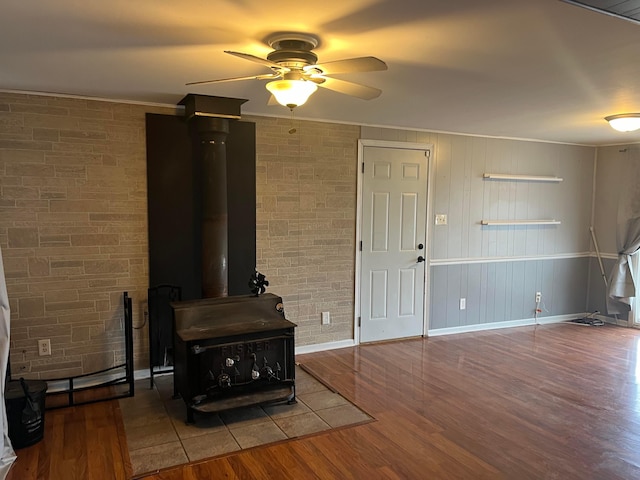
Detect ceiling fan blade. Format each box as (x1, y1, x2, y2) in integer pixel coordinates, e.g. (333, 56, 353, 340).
(305, 56, 387, 75)
(186, 73, 278, 86)
(315, 76, 382, 100)
(225, 50, 284, 70)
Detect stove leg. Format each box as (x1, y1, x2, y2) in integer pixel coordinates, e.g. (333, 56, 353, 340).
(287, 385, 297, 404)
(186, 407, 195, 424)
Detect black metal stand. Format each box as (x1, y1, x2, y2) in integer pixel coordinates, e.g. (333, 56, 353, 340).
(36, 292, 135, 409)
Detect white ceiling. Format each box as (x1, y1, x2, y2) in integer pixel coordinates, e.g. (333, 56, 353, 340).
(3, 0, 640, 145)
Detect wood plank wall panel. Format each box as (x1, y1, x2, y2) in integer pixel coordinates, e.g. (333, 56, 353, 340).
(587, 257, 615, 315)
(361, 126, 595, 330)
(363, 128, 595, 259)
(431, 134, 451, 259)
(467, 136, 486, 258)
(592, 145, 623, 255)
(430, 258, 590, 329)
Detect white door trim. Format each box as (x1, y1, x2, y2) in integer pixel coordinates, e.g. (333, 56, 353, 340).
(354, 139, 435, 344)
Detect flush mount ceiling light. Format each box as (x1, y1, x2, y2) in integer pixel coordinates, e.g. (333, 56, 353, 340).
(266, 78, 318, 109)
(605, 113, 640, 132)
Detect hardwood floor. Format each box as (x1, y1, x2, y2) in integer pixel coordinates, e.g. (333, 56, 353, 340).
(7, 394, 131, 480)
(9, 323, 640, 479)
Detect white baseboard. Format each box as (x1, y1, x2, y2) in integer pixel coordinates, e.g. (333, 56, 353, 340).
(427, 313, 584, 337)
(295, 339, 356, 355)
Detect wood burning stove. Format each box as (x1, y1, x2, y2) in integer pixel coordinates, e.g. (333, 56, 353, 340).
(151, 96, 297, 422)
(172, 293, 296, 423)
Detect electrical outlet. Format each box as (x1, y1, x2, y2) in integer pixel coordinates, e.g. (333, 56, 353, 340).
(321, 311, 330, 325)
(435, 214, 448, 225)
(535, 292, 542, 303)
(459, 298, 466, 310)
(38, 339, 51, 356)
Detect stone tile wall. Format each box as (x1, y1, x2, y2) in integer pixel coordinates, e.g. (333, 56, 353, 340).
(0, 92, 176, 378)
(1, 93, 359, 378)
(248, 115, 359, 347)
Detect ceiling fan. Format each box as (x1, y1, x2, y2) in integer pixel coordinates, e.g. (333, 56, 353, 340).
(186, 33, 387, 109)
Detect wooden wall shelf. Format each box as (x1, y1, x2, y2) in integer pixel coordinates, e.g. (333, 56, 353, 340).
(480, 219, 561, 226)
(483, 173, 563, 182)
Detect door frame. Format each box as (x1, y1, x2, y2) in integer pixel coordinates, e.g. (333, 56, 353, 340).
(354, 139, 435, 344)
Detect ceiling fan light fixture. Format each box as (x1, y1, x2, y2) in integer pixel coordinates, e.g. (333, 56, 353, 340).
(605, 113, 640, 132)
(266, 79, 318, 109)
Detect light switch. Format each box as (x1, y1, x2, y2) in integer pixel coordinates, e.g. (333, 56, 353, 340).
(435, 214, 448, 225)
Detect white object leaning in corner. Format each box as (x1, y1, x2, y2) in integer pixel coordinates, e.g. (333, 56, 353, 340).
(0, 246, 16, 479)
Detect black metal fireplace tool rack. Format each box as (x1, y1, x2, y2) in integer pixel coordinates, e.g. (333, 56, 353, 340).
(34, 292, 135, 409)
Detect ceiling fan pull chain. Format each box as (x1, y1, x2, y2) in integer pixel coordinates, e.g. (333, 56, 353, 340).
(289, 109, 297, 135)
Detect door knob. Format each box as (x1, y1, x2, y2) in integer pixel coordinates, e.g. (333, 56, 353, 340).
(417, 256, 425, 263)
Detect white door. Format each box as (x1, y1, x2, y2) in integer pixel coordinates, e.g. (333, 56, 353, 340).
(360, 145, 429, 343)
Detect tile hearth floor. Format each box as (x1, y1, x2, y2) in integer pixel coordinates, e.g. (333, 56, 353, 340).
(119, 366, 373, 477)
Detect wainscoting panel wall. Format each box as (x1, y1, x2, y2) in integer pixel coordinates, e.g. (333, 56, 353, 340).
(586, 257, 616, 317)
(362, 126, 596, 331)
(430, 257, 589, 330)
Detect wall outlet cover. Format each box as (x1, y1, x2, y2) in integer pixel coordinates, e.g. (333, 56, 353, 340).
(38, 339, 51, 356)
(435, 214, 448, 225)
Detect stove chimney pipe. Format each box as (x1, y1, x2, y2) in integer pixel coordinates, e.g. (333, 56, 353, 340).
(178, 95, 247, 299)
